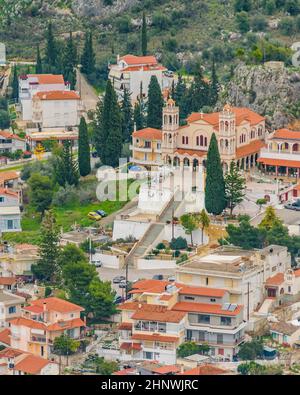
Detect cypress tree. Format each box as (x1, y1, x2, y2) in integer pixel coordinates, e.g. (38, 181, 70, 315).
(11, 65, 19, 102)
(147, 75, 163, 129)
(36, 45, 43, 74)
(121, 88, 133, 142)
(81, 31, 95, 75)
(141, 11, 148, 56)
(205, 133, 226, 215)
(134, 102, 144, 131)
(174, 74, 187, 121)
(63, 32, 77, 89)
(45, 21, 57, 70)
(55, 140, 79, 187)
(94, 80, 122, 167)
(190, 68, 210, 112)
(209, 59, 220, 107)
(78, 117, 91, 177)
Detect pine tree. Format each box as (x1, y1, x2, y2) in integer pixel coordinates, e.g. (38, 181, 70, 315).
(205, 133, 226, 215)
(147, 75, 163, 129)
(45, 21, 57, 70)
(63, 32, 77, 89)
(32, 210, 61, 283)
(94, 80, 123, 167)
(141, 11, 148, 56)
(121, 88, 133, 142)
(209, 59, 220, 107)
(134, 102, 144, 131)
(36, 45, 43, 74)
(78, 117, 91, 177)
(81, 31, 95, 75)
(11, 65, 19, 102)
(224, 161, 246, 216)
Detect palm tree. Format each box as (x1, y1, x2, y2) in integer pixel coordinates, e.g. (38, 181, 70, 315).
(197, 209, 210, 244)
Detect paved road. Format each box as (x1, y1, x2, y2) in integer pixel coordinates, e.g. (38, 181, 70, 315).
(97, 266, 176, 297)
(252, 207, 300, 226)
(76, 70, 99, 113)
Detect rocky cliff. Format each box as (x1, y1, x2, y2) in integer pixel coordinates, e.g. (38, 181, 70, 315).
(222, 63, 300, 130)
(71, 0, 140, 18)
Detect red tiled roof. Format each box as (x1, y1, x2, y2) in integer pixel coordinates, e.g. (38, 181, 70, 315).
(9, 317, 46, 330)
(30, 297, 84, 313)
(131, 304, 186, 323)
(131, 333, 179, 343)
(0, 171, 19, 184)
(46, 318, 85, 332)
(123, 65, 166, 72)
(0, 130, 25, 141)
(28, 74, 65, 85)
(0, 188, 19, 198)
(118, 302, 140, 311)
(236, 140, 265, 159)
(265, 273, 285, 287)
(120, 55, 158, 66)
(130, 279, 171, 295)
(258, 157, 300, 168)
(151, 365, 181, 374)
(180, 364, 229, 375)
(23, 305, 44, 314)
(113, 368, 136, 375)
(173, 302, 242, 316)
(178, 285, 227, 298)
(118, 322, 133, 330)
(0, 347, 23, 358)
(0, 277, 17, 286)
(0, 329, 11, 346)
(14, 354, 54, 375)
(34, 90, 80, 101)
(174, 149, 207, 158)
(132, 127, 162, 140)
(272, 129, 300, 140)
(294, 269, 300, 277)
(120, 342, 142, 351)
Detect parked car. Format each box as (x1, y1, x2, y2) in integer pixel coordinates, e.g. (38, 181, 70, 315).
(88, 211, 102, 221)
(284, 199, 300, 211)
(93, 261, 102, 268)
(168, 275, 176, 282)
(113, 276, 126, 284)
(152, 274, 164, 280)
(96, 210, 107, 217)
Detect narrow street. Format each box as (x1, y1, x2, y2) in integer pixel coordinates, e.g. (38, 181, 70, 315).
(76, 70, 99, 113)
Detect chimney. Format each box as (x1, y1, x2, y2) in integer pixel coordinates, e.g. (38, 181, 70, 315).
(43, 302, 47, 322)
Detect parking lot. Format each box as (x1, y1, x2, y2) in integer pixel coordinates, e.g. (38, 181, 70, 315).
(96, 266, 176, 297)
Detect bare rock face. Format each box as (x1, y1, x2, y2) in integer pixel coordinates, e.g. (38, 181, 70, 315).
(222, 63, 300, 130)
(71, 0, 140, 18)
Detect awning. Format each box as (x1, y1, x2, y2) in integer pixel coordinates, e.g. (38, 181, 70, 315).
(258, 157, 300, 168)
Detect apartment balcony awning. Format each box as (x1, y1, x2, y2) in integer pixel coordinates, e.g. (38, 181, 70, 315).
(258, 157, 300, 168)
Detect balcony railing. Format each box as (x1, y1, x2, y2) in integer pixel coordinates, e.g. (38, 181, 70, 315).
(30, 336, 47, 343)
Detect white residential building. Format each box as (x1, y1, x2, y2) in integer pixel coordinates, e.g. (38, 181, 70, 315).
(0, 188, 21, 233)
(0, 291, 25, 328)
(109, 54, 166, 103)
(0, 131, 26, 154)
(32, 90, 82, 129)
(18, 74, 69, 121)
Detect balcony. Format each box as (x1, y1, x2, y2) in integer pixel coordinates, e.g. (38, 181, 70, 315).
(130, 145, 153, 153)
(130, 157, 163, 166)
(260, 148, 300, 162)
(30, 336, 47, 343)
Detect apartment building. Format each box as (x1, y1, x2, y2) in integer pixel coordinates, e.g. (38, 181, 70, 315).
(0, 131, 26, 154)
(0, 243, 39, 279)
(130, 127, 163, 167)
(9, 297, 85, 359)
(176, 245, 291, 320)
(0, 188, 21, 233)
(118, 280, 246, 362)
(109, 54, 166, 103)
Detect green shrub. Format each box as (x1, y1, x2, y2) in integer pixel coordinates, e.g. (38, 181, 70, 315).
(170, 237, 188, 250)
(156, 242, 166, 250)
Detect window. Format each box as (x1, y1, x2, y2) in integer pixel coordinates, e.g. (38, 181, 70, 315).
(198, 314, 210, 324)
(8, 306, 16, 314)
(145, 141, 151, 148)
(0, 197, 4, 203)
(184, 296, 195, 301)
(220, 316, 231, 326)
(143, 351, 153, 360)
(206, 277, 209, 286)
(210, 298, 216, 303)
(7, 220, 13, 230)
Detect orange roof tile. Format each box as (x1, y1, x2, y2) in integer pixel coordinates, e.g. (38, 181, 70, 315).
(131, 304, 186, 323)
(257, 158, 300, 168)
(178, 285, 227, 298)
(113, 368, 136, 375)
(9, 317, 46, 330)
(131, 333, 179, 343)
(272, 129, 300, 140)
(123, 65, 166, 72)
(30, 297, 84, 313)
(132, 127, 162, 140)
(130, 279, 171, 295)
(120, 342, 142, 351)
(180, 364, 228, 375)
(236, 140, 265, 159)
(118, 302, 140, 311)
(28, 74, 65, 85)
(294, 269, 300, 277)
(0, 171, 19, 184)
(22, 305, 44, 314)
(265, 273, 285, 286)
(0, 329, 11, 346)
(150, 365, 181, 374)
(0, 347, 23, 358)
(0, 188, 19, 198)
(118, 322, 133, 330)
(173, 302, 242, 316)
(14, 354, 54, 375)
(0, 130, 25, 141)
(46, 318, 85, 332)
(174, 149, 207, 158)
(120, 55, 158, 66)
(0, 277, 17, 286)
(34, 90, 80, 101)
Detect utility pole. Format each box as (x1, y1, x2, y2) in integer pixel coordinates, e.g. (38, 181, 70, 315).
(125, 262, 129, 301)
(172, 205, 175, 240)
(247, 282, 250, 322)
